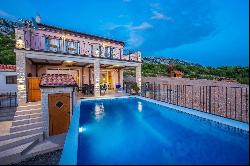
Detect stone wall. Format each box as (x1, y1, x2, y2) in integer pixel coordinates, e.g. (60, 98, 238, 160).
(136, 64, 142, 92)
(16, 52, 27, 105)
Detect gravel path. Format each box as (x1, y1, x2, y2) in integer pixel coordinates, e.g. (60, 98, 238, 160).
(13, 150, 62, 165)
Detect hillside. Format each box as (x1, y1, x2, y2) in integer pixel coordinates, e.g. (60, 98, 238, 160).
(0, 18, 31, 35)
(142, 56, 201, 67)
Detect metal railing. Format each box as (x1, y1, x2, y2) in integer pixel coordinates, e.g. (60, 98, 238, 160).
(20, 31, 141, 63)
(0, 92, 17, 108)
(124, 82, 249, 123)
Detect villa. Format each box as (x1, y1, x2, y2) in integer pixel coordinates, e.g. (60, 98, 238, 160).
(15, 17, 142, 105)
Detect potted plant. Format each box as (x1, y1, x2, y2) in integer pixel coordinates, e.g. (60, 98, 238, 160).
(131, 83, 140, 95)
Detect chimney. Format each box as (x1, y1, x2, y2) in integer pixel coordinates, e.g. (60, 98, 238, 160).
(36, 15, 41, 23)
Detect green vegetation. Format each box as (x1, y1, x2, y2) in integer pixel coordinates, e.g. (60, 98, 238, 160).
(124, 63, 249, 85)
(0, 33, 15, 65)
(131, 83, 140, 94)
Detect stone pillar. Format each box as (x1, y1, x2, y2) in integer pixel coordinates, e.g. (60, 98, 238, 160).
(119, 69, 123, 87)
(15, 28, 25, 49)
(16, 52, 27, 105)
(136, 64, 142, 93)
(94, 60, 100, 97)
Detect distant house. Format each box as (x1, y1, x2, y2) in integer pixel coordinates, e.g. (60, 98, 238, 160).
(0, 64, 17, 93)
(213, 76, 238, 83)
(170, 70, 184, 78)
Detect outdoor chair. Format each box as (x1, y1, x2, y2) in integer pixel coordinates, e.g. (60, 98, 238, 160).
(100, 84, 107, 95)
(115, 83, 123, 93)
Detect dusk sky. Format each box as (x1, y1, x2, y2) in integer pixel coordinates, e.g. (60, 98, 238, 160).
(0, 0, 249, 67)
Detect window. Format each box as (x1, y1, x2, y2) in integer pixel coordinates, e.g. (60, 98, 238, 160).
(6, 76, 17, 84)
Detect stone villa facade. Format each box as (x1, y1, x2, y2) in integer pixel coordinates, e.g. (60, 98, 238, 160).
(14, 18, 142, 105)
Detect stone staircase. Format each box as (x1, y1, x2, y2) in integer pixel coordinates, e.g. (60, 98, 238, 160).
(0, 102, 44, 164)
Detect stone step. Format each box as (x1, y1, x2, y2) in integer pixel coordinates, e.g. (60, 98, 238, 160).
(15, 108, 41, 116)
(12, 117, 42, 126)
(0, 127, 43, 141)
(17, 104, 41, 111)
(0, 133, 43, 152)
(0, 141, 34, 165)
(14, 113, 42, 121)
(10, 122, 43, 133)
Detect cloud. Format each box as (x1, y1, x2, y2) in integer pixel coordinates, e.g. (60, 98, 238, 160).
(107, 22, 152, 48)
(150, 3, 161, 10)
(151, 11, 172, 20)
(107, 22, 152, 31)
(0, 10, 16, 20)
(149, 2, 172, 21)
(127, 32, 144, 48)
(130, 22, 153, 30)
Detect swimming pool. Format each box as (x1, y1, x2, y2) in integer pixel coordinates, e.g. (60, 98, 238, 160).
(60, 96, 249, 165)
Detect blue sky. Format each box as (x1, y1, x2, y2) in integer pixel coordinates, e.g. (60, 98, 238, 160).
(0, 0, 249, 67)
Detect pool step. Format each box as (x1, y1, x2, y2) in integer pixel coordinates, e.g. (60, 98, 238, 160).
(0, 133, 43, 152)
(12, 117, 42, 126)
(0, 127, 43, 141)
(10, 122, 43, 133)
(0, 139, 40, 165)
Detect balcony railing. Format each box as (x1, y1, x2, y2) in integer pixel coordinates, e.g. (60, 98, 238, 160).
(19, 30, 141, 63)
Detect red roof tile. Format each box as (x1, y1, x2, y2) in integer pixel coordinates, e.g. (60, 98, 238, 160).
(173, 70, 184, 75)
(40, 74, 78, 87)
(0, 64, 16, 71)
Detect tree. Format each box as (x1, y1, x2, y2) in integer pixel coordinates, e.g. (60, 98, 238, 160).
(0, 33, 15, 65)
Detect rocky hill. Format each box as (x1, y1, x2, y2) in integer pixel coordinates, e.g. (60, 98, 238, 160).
(142, 56, 202, 66)
(0, 18, 31, 35)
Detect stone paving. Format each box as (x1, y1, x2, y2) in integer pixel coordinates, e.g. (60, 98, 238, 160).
(14, 150, 62, 165)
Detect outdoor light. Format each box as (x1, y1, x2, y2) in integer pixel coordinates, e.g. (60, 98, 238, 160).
(64, 60, 73, 63)
(95, 50, 99, 56)
(79, 127, 86, 133)
(138, 101, 142, 112)
(16, 38, 25, 49)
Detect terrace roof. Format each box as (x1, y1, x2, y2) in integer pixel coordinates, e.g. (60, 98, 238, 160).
(37, 23, 125, 46)
(40, 74, 78, 87)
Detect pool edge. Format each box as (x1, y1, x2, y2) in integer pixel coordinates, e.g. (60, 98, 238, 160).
(59, 100, 81, 165)
(135, 96, 249, 132)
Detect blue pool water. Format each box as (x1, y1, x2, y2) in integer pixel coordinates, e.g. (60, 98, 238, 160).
(76, 97, 248, 164)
